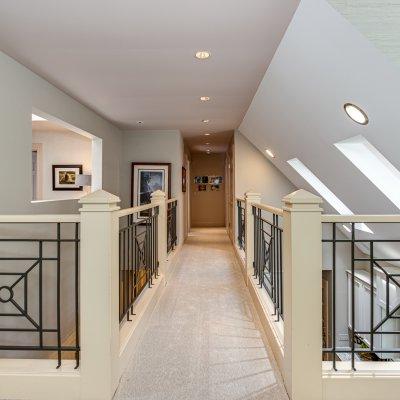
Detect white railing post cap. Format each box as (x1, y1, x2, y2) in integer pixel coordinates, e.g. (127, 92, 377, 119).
(79, 189, 121, 211)
(151, 190, 166, 201)
(283, 189, 322, 210)
(244, 192, 261, 200)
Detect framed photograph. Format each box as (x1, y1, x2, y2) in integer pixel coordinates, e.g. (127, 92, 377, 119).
(194, 176, 202, 184)
(131, 163, 171, 216)
(211, 184, 220, 191)
(52, 165, 83, 191)
(209, 176, 223, 185)
(198, 184, 207, 191)
(182, 166, 187, 192)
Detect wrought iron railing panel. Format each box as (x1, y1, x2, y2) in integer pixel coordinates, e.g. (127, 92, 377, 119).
(322, 222, 400, 370)
(237, 200, 245, 250)
(119, 207, 159, 322)
(167, 200, 177, 254)
(0, 222, 80, 368)
(253, 206, 283, 321)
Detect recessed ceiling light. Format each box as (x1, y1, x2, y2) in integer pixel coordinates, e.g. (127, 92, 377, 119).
(200, 96, 210, 102)
(202, 119, 210, 123)
(205, 142, 210, 145)
(195, 51, 211, 60)
(265, 149, 275, 158)
(32, 114, 46, 121)
(204, 133, 211, 136)
(137, 121, 143, 124)
(344, 103, 369, 125)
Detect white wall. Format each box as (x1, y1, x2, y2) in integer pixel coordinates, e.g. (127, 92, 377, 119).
(0, 50, 123, 214)
(120, 130, 186, 245)
(234, 130, 296, 206)
(32, 130, 92, 201)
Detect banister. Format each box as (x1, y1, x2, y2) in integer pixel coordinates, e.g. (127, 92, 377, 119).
(0, 214, 80, 223)
(321, 214, 400, 223)
(252, 203, 283, 217)
(117, 203, 158, 218)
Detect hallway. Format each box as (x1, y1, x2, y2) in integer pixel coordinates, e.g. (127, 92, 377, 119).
(115, 228, 288, 400)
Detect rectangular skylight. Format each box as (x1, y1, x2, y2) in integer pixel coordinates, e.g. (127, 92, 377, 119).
(287, 158, 372, 233)
(335, 135, 400, 210)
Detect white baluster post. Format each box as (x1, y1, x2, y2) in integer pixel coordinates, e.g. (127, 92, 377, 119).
(245, 192, 261, 285)
(79, 190, 121, 400)
(151, 190, 168, 279)
(282, 189, 323, 400)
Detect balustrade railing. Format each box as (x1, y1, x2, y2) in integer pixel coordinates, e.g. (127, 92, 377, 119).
(236, 198, 245, 250)
(253, 204, 284, 321)
(167, 199, 177, 254)
(0, 215, 80, 368)
(322, 215, 400, 370)
(118, 204, 159, 322)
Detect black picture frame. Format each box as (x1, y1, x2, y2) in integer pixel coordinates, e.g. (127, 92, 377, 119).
(52, 164, 83, 191)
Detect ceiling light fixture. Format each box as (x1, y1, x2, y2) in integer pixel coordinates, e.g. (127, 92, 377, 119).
(200, 96, 210, 102)
(137, 121, 143, 125)
(32, 114, 46, 122)
(195, 51, 211, 60)
(205, 142, 210, 145)
(204, 133, 211, 136)
(202, 119, 210, 123)
(265, 149, 275, 158)
(344, 103, 369, 125)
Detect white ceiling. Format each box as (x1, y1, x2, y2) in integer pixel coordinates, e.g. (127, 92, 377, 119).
(0, 0, 299, 143)
(240, 0, 400, 217)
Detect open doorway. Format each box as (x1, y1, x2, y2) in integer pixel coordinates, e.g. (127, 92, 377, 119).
(31, 110, 102, 202)
(190, 152, 226, 227)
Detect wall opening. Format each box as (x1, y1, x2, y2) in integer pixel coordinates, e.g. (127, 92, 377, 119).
(31, 109, 102, 203)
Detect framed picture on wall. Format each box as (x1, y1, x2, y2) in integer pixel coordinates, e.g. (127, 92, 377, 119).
(182, 166, 187, 192)
(131, 162, 171, 216)
(52, 164, 83, 191)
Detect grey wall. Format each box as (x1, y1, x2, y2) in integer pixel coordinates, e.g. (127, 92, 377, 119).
(0, 50, 123, 214)
(234, 130, 296, 206)
(120, 130, 186, 245)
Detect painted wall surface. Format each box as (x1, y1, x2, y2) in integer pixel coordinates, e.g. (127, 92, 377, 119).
(234, 130, 296, 206)
(190, 153, 226, 227)
(120, 130, 186, 245)
(0, 50, 122, 215)
(32, 130, 92, 201)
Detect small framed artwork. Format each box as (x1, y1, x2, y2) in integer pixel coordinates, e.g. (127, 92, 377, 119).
(182, 166, 187, 192)
(131, 163, 171, 216)
(52, 165, 83, 191)
(198, 184, 207, 191)
(211, 184, 220, 191)
(194, 176, 202, 184)
(209, 176, 223, 185)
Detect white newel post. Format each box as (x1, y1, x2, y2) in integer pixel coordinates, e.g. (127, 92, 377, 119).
(244, 192, 261, 284)
(151, 190, 167, 278)
(282, 190, 323, 400)
(79, 190, 121, 400)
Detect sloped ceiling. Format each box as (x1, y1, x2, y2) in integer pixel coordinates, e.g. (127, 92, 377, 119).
(328, 0, 400, 67)
(239, 0, 400, 216)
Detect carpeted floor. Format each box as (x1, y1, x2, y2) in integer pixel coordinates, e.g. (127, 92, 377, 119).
(114, 228, 288, 400)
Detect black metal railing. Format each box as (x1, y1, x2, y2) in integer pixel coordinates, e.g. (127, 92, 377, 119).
(322, 222, 400, 370)
(237, 199, 245, 249)
(119, 207, 159, 322)
(167, 200, 177, 254)
(253, 206, 283, 321)
(0, 221, 80, 368)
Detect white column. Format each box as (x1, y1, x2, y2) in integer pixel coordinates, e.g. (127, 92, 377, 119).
(282, 189, 323, 400)
(151, 190, 167, 278)
(244, 192, 261, 284)
(79, 190, 121, 400)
